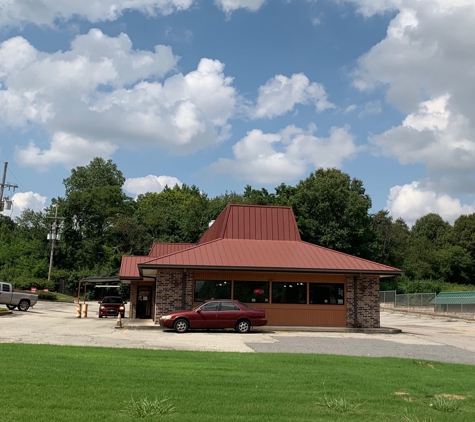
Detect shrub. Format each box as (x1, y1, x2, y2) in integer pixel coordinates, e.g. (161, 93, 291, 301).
(37, 291, 58, 301)
(11, 277, 55, 292)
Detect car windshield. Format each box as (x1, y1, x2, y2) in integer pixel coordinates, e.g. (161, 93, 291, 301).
(102, 297, 122, 304)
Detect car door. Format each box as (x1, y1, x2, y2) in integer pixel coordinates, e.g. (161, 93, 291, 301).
(194, 301, 220, 329)
(217, 301, 242, 328)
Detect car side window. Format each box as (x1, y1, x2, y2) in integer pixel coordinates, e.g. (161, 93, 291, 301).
(2, 284, 11, 292)
(219, 302, 240, 311)
(201, 302, 220, 312)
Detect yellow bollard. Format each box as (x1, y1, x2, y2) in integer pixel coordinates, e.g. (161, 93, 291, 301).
(81, 303, 88, 318)
(76, 304, 81, 318)
(115, 312, 123, 329)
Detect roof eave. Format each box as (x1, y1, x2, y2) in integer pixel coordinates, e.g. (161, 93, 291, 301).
(138, 263, 403, 276)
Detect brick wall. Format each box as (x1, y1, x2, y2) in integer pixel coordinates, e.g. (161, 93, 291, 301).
(346, 276, 380, 328)
(155, 271, 193, 323)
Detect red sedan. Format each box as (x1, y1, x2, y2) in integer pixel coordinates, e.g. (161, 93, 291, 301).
(159, 300, 267, 333)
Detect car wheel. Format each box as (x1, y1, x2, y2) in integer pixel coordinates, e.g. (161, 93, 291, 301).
(6, 304, 16, 310)
(174, 318, 189, 333)
(235, 319, 251, 333)
(99, 314, 103, 318)
(18, 300, 30, 312)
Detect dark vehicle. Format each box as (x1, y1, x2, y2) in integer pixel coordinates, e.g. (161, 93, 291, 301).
(158, 300, 267, 333)
(98, 296, 126, 318)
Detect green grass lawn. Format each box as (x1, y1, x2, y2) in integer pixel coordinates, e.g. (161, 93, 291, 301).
(0, 307, 8, 312)
(54, 292, 75, 302)
(0, 344, 474, 421)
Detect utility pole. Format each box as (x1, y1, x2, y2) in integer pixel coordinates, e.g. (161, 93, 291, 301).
(47, 204, 65, 282)
(0, 162, 18, 213)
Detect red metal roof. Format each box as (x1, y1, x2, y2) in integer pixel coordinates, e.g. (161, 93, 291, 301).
(141, 239, 402, 275)
(120, 256, 151, 279)
(120, 243, 195, 278)
(199, 204, 301, 244)
(149, 242, 195, 257)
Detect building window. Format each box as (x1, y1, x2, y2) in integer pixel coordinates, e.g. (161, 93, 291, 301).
(233, 281, 269, 303)
(194, 280, 231, 302)
(309, 283, 344, 305)
(272, 282, 307, 304)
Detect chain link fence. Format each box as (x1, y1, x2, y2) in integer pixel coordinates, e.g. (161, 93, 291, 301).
(379, 290, 396, 303)
(395, 293, 436, 307)
(380, 291, 436, 307)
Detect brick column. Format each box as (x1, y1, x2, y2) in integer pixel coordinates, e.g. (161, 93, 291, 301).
(155, 271, 193, 323)
(346, 276, 380, 328)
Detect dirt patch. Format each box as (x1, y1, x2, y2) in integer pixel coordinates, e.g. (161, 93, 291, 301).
(437, 394, 466, 400)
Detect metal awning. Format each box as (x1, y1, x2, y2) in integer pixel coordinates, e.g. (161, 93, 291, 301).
(430, 291, 475, 305)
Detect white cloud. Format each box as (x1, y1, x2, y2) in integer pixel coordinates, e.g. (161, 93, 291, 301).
(124, 175, 183, 196)
(352, 0, 475, 198)
(214, 0, 267, 14)
(344, 0, 400, 17)
(253, 73, 335, 119)
(0, 0, 194, 28)
(370, 95, 475, 184)
(344, 104, 357, 114)
(87, 58, 236, 152)
(210, 124, 357, 183)
(358, 100, 382, 118)
(386, 181, 475, 225)
(0, 30, 238, 168)
(16, 132, 118, 171)
(1, 192, 47, 219)
(353, 1, 475, 113)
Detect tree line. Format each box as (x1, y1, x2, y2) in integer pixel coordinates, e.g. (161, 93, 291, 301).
(1, 158, 474, 293)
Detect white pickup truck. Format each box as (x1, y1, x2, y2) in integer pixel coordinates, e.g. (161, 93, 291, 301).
(0, 282, 38, 311)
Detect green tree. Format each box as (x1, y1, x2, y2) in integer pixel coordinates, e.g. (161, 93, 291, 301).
(58, 158, 134, 271)
(372, 210, 409, 268)
(135, 184, 210, 244)
(403, 213, 457, 281)
(63, 157, 125, 195)
(410, 213, 452, 249)
(242, 185, 276, 205)
(292, 168, 376, 258)
(453, 214, 475, 260)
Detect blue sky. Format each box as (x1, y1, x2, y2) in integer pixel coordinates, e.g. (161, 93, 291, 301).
(1, 0, 474, 225)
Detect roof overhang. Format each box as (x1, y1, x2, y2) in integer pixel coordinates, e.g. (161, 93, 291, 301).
(138, 263, 402, 277)
(82, 276, 121, 283)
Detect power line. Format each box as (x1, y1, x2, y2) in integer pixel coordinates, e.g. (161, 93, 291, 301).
(0, 162, 18, 214)
(47, 204, 65, 282)
(7, 166, 47, 214)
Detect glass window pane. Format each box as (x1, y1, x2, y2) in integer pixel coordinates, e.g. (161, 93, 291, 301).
(233, 281, 269, 303)
(194, 280, 231, 302)
(309, 283, 344, 305)
(201, 302, 220, 311)
(220, 301, 240, 311)
(272, 282, 307, 304)
(2, 284, 11, 292)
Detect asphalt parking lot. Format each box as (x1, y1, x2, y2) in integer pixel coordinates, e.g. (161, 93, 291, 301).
(1, 301, 475, 365)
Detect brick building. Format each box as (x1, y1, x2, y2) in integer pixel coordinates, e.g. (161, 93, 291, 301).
(120, 204, 402, 328)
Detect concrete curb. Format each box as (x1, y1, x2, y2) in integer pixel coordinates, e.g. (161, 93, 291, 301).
(382, 307, 475, 322)
(123, 321, 401, 334)
(0, 310, 13, 316)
